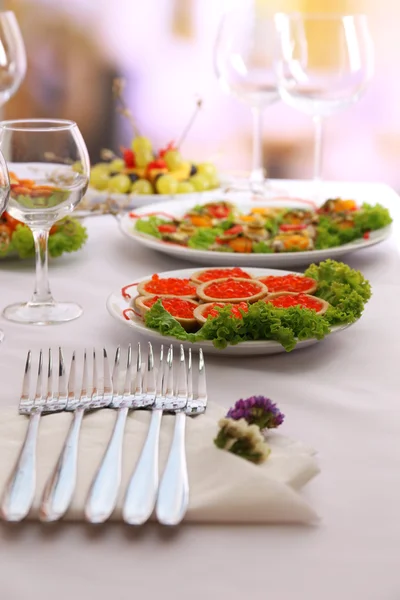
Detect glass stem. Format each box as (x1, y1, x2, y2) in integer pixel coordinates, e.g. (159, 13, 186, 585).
(250, 106, 265, 187)
(30, 227, 53, 305)
(313, 114, 324, 182)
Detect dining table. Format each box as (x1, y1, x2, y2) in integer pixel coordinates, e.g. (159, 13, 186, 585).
(0, 182, 399, 600)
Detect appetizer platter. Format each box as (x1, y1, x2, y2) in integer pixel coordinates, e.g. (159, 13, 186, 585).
(84, 80, 220, 208)
(120, 193, 392, 267)
(106, 260, 371, 356)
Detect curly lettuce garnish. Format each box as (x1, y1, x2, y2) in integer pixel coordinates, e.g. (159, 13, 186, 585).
(8, 218, 87, 259)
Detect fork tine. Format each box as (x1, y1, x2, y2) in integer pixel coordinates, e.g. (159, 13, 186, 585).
(58, 348, 67, 398)
(156, 345, 164, 398)
(197, 348, 207, 405)
(103, 349, 113, 403)
(92, 348, 98, 399)
(146, 342, 156, 400)
(81, 349, 88, 401)
(46, 349, 53, 402)
(123, 344, 132, 397)
(135, 342, 142, 396)
(20, 350, 31, 405)
(187, 348, 193, 403)
(66, 351, 76, 409)
(165, 345, 174, 402)
(112, 346, 121, 398)
(176, 345, 187, 406)
(34, 350, 43, 405)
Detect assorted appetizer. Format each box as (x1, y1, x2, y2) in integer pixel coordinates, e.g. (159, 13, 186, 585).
(88, 79, 220, 196)
(133, 198, 392, 253)
(0, 211, 87, 259)
(124, 260, 372, 351)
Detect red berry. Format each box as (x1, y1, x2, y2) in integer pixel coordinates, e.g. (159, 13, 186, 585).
(159, 141, 176, 158)
(123, 148, 135, 168)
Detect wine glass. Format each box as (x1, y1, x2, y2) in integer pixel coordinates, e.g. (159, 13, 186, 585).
(0, 11, 26, 107)
(0, 119, 90, 325)
(274, 12, 374, 188)
(214, 3, 280, 192)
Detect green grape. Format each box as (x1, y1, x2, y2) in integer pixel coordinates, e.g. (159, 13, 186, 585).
(155, 174, 179, 195)
(108, 174, 131, 193)
(131, 179, 154, 195)
(132, 136, 152, 153)
(109, 158, 125, 172)
(189, 173, 209, 191)
(72, 161, 83, 173)
(203, 173, 220, 189)
(92, 162, 111, 172)
(197, 162, 218, 177)
(176, 181, 195, 194)
(90, 167, 109, 190)
(164, 150, 183, 171)
(135, 150, 153, 168)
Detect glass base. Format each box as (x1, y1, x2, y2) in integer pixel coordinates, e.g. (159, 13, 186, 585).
(222, 177, 290, 199)
(2, 301, 83, 325)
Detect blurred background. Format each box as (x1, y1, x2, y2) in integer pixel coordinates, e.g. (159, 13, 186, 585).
(3, 0, 399, 189)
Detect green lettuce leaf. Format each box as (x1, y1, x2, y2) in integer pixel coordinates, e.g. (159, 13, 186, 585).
(187, 227, 223, 250)
(353, 203, 392, 231)
(134, 216, 167, 239)
(252, 240, 273, 253)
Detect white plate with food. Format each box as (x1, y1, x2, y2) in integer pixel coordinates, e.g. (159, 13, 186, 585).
(118, 184, 393, 267)
(106, 261, 370, 356)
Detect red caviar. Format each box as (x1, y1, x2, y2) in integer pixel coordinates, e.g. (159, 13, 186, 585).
(266, 293, 324, 312)
(204, 279, 262, 299)
(196, 268, 251, 283)
(143, 296, 197, 318)
(258, 274, 316, 294)
(144, 274, 196, 296)
(203, 301, 249, 320)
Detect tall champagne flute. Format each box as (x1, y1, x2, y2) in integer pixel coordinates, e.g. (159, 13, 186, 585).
(0, 150, 10, 342)
(274, 13, 374, 188)
(0, 120, 90, 325)
(0, 11, 26, 107)
(214, 4, 280, 192)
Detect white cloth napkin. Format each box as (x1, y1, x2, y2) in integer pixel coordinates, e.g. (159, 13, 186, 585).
(0, 403, 319, 523)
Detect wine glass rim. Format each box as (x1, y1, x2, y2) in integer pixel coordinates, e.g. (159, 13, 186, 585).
(0, 119, 77, 132)
(275, 11, 369, 21)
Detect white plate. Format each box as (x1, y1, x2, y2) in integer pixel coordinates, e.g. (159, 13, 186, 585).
(83, 186, 222, 210)
(118, 179, 393, 267)
(106, 266, 352, 356)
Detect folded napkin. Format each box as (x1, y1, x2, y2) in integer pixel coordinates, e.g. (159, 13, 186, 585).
(0, 404, 319, 523)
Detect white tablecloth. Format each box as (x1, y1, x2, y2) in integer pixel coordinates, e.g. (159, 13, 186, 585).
(0, 185, 399, 599)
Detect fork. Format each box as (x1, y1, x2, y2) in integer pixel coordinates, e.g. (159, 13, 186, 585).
(1, 348, 68, 522)
(39, 349, 112, 522)
(123, 344, 207, 526)
(85, 342, 154, 523)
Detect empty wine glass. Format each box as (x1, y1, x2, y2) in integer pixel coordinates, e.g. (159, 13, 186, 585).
(0, 119, 90, 325)
(214, 3, 280, 192)
(0, 11, 26, 107)
(274, 12, 374, 188)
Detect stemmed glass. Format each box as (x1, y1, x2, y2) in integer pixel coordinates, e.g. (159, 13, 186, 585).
(214, 4, 280, 193)
(0, 11, 26, 107)
(0, 120, 90, 325)
(274, 13, 374, 188)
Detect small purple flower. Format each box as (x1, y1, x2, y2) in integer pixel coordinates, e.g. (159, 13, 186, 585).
(226, 396, 284, 430)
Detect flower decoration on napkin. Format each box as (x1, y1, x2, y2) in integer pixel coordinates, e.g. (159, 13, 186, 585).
(214, 396, 285, 464)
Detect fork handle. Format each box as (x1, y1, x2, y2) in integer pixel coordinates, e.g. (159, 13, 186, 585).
(85, 406, 128, 523)
(39, 406, 84, 522)
(123, 408, 162, 525)
(156, 411, 188, 526)
(1, 408, 42, 521)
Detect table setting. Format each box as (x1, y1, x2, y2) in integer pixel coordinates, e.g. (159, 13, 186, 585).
(0, 4, 399, 600)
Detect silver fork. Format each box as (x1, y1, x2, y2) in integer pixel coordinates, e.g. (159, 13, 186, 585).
(123, 344, 207, 526)
(39, 349, 112, 522)
(1, 349, 68, 522)
(85, 342, 154, 523)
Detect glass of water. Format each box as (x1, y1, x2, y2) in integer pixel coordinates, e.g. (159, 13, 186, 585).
(214, 3, 280, 192)
(0, 119, 90, 325)
(274, 13, 374, 186)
